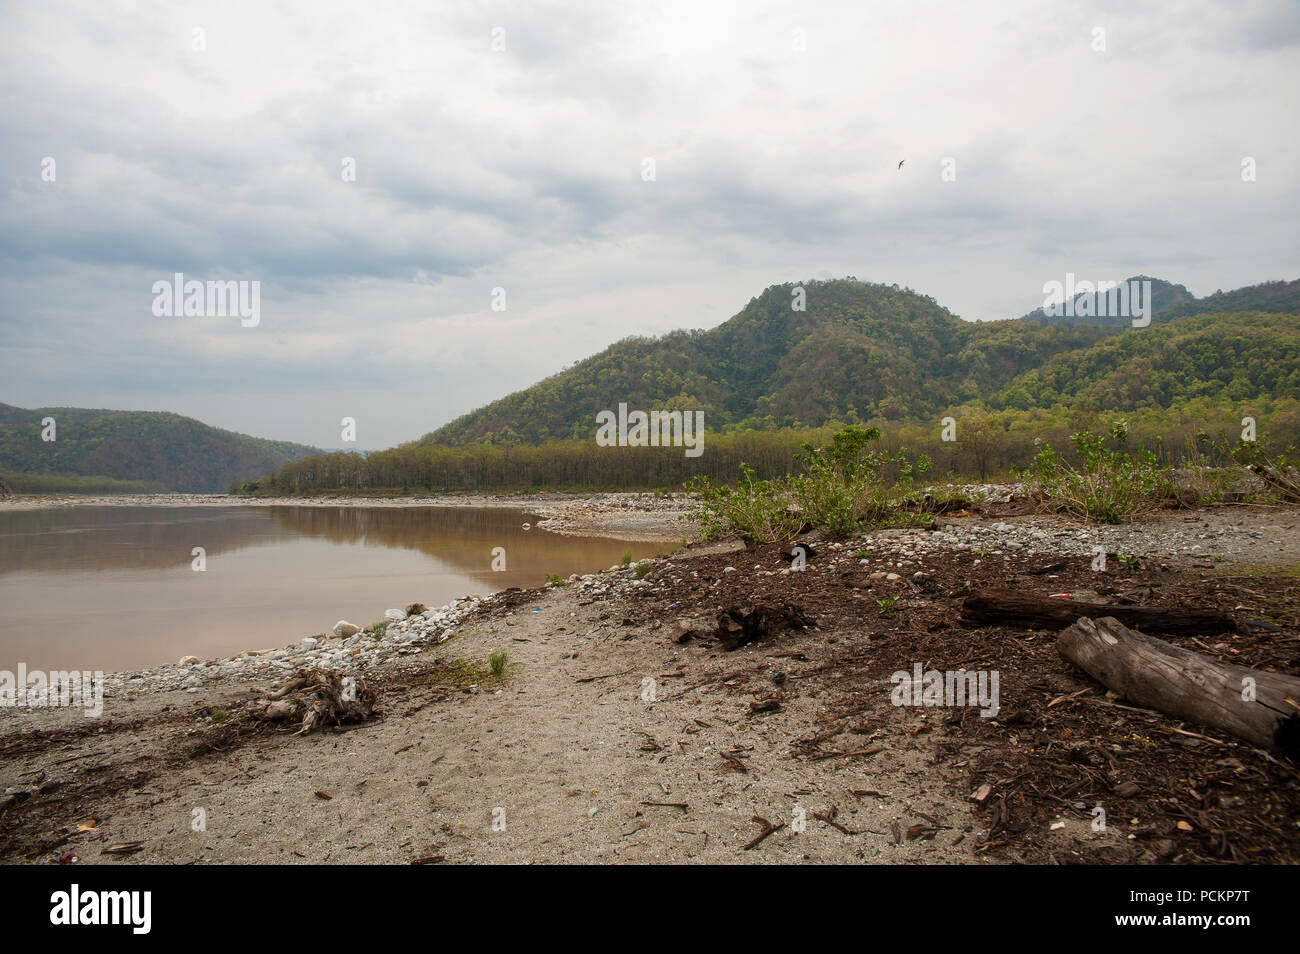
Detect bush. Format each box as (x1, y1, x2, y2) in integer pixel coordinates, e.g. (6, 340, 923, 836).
(685, 426, 932, 542)
(1025, 421, 1174, 523)
(1225, 436, 1300, 503)
(685, 463, 805, 544)
(792, 426, 930, 538)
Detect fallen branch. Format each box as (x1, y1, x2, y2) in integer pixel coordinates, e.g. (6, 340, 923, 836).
(572, 667, 635, 683)
(744, 815, 786, 850)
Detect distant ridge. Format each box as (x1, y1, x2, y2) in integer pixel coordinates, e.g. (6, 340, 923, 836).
(1017, 276, 1195, 327)
(0, 403, 320, 493)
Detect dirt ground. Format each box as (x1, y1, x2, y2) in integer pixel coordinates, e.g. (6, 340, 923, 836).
(2, 503, 1298, 865)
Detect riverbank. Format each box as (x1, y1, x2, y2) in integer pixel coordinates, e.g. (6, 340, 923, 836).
(1, 504, 1297, 864)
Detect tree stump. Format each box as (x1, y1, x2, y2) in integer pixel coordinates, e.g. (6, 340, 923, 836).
(254, 669, 377, 735)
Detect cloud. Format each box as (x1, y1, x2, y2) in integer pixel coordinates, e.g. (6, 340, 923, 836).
(1, 0, 1296, 447)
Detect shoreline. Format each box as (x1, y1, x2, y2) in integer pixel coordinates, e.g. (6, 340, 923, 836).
(3, 501, 1295, 697)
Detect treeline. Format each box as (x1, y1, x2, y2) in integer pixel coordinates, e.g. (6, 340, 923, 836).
(0, 471, 167, 494)
(245, 399, 1299, 495)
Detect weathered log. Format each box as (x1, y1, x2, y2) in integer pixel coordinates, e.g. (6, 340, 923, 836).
(961, 586, 1238, 636)
(1057, 616, 1300, 760)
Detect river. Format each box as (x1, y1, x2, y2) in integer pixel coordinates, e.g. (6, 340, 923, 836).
(0, 505, 667, 672)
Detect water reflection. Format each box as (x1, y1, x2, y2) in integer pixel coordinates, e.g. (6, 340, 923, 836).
(0, 506, 667, 672)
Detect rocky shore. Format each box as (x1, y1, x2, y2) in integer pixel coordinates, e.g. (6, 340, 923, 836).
(94, 596, 489, 699)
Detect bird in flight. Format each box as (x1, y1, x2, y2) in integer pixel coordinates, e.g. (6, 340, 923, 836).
(898, 159, 905, 169)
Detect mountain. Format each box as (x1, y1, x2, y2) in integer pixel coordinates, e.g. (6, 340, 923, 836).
(1017, 276, 1300, 328)
(1017, 276, 1194, 327)
(418, 279, 1115, 446)
(416, 276, 1298, 449)
(0, 403, 321, 493)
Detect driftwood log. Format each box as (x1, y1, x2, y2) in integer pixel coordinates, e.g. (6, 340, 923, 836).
(254, 668, 377, 734)
(961, 586, 1239, 637)
(1058, 616, 1300, 760)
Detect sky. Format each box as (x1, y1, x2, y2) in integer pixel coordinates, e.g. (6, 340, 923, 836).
(1, 0, 1297, 449)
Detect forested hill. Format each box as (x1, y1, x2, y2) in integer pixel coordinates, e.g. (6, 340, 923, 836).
(0, 404, 320, 493)
(985, 311, 1299, 412)
(418, 279, 1114, 446)
(417, 276, 1298, 447)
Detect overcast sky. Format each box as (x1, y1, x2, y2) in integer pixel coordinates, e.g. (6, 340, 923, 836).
(2, 0, 1296, 448)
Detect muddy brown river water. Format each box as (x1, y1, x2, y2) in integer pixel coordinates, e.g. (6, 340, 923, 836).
(0, 505, 667, 672)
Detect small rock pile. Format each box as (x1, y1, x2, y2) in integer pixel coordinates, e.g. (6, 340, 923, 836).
(95, 596, 486, 699)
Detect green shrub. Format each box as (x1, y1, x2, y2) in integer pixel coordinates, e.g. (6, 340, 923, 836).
(1026, 421, 1174, 523)
(684, 463, 804, 544)
(792, 426, 930, 538)
(684, 426, 932, 542)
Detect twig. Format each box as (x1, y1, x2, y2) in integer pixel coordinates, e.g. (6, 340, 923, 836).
(813, 805, 876, 835)
(808, 745, 884, 761)
(572, 667, 634, 683)
(744, 815, 785, 850)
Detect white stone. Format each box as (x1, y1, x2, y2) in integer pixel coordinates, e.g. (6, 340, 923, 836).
(301, 637, 319, 651)
(333, 620, 361, 637)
